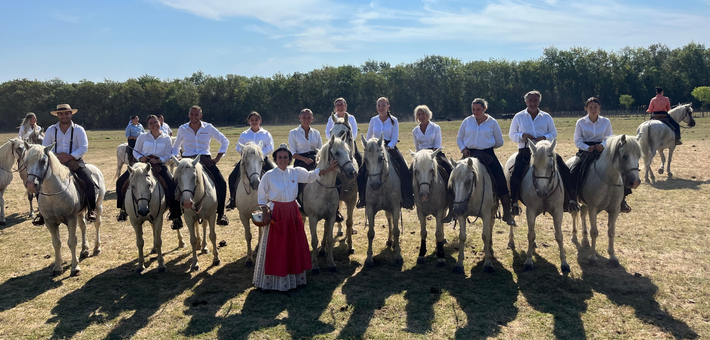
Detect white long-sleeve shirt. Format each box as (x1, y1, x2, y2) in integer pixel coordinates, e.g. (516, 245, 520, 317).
(325, 113, 358, 140)
(19, 125, 42, 140)
(258, 166, 321, 208)
(457, 115, 504, 151)
(366, 115, 399, 148)
(574, 115, 613, 151)
(43, 122, 88, 160)
(288, 126, 322, 154)
(412, 122, 442, 151)
(235, 128, 274, 156)
(160, 122, 172, 136)
(508, 109, 558, 149)
(133, 132, 174, 163)
(171, 121, 229, 157)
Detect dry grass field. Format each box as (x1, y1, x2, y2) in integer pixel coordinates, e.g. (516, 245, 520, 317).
(0, 115, 708, 339)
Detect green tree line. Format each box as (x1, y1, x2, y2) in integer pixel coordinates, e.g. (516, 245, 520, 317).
(2, 43, 709, 132)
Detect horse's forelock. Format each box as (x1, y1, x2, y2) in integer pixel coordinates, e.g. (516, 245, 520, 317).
(531, 140, 555, 168)
(25, 145, 70, 180)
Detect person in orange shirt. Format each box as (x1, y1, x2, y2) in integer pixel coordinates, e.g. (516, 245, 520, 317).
(647, 86, 681, 145)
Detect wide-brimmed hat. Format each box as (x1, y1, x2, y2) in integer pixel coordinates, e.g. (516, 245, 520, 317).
(272, 143, 293, 161)
(50, 104, 78, 116)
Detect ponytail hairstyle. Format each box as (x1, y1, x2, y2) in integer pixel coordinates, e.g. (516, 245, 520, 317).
(655, 86, 664, 94)
(377, 97, 395, 124)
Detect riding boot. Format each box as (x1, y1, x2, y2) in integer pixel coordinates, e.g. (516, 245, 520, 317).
(500, 194, 516, 226)
(621, 186, 632, 213)
(227, 161, 241, 210)
(33, 213, 45, 226)
(356, 162, 367, 208)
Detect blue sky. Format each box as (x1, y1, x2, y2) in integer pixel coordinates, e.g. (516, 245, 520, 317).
(2, 0, 710, 83)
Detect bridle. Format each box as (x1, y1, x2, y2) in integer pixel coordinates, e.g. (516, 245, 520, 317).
(177, 169, 204, 214)
(241, 150, 263, 195)
(129, 172, 163, 222)
(530, 154, 560, 200)
(27, 154, 71, 196)
(315, 141, 351, 190)
(366, 143, 389, 186)
(452, 165, 485, 224)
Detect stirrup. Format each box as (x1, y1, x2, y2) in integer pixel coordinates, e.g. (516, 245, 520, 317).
(356, 199, 366, 209)
(32, 214, 45, 226)
(675, 140, 683, 145)
(566, 200, 581, 213)
(116, 210, 128, 222)
(620, 200, 632, 214)
(217, 215, 229, 226)
(511, 203, 521, 216)
(502, 213, 516, 226)
(336, 211, 344, 223)
(86, 211, 97, 222)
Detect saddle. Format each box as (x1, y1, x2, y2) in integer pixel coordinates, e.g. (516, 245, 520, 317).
(651, 113, 675, 130)
(572, 150, 602, 205)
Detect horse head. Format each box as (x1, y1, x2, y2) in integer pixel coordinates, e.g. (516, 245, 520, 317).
(450, 157, 478, 216)
(411, 149, 439, 202)
(362, 133, 387, 191)
(23, 142, 62, 194)
(127, 162, 156, 217)
(331, 113, 354, 154)
(173, 155, 201, 210)
(240, 142, 264, 191)
(9, 138, 26, 163)
(670, 103, 696, 127)
(608, 135, 642, 189)
(529, 138, 558, 199)
(327, 134, 357, 179)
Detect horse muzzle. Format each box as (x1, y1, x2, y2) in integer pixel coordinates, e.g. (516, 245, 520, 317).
(182, 198, 194, 210)
(369, 180, 382, 191)
(689, 120, 696, 128)
(419, 192, 430, 202)
(26, 179, 39, 194)
(250, 178, 260, 191)
(137, 207, 150, 217)
(626, 174, 641, 189)
(453, 203, 467, 217)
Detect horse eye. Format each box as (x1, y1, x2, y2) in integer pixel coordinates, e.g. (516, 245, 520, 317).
(622, 155, 628, 160)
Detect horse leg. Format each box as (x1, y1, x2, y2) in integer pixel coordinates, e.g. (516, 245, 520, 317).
(77, 216, 90, 259)
(392, 209, 403, 265)
(27, 192, 35, 219)
(200, 219, 209, 254)
(416, 210, 427, 264)
(435, 212, 446, 267)
(524, 209, 537, 271)
(326, 215, 337, 272)
(93, 200, 103, 256)
(507, 215, 516, 250)
(67, 216, 81, 276)
(646, 149, 657, 183)
(0, 190, 5, 225)
(187, 217, 200, 271)
(587, 208, 599, 265)
(553, 210, 570, 273)
(48, 224, 64, 276)
(385, 212, 394, 248)
(319, 219, 328, 257)
(176, 227, 186, 248)
(336, 201, 344, 237)
(208, 217, 220, 266)
(607, 210, 620, 267)
(346, 200, 355, 254)
(453, 216, 466, 274)
(658, 149, 666, 175)
(153, 219, 166, 272)
(666, 146, 675, 178)
(309, 215, 321, 274)
(240, 212, 254, 267)
(134, 219, 146, 273)
(580, 205, 590, 248)
(365, 207, 376, 268)
(481, 214, 495, 272)
(570, 210, 579, 245)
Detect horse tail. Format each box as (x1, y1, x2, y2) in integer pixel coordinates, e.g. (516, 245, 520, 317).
(636, 122, 651, 158)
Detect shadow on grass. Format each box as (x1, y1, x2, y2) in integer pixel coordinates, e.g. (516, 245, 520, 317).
(47, 253, 194, 340)
(104, 190, 117, 202)
(649, 177, 710, 190)
(215, 247, 358, 340)
(0, 265, 63, 313)
(0, 213, 30, 230)
(514, 250, 592, 340)
(576, 247, 698, 340)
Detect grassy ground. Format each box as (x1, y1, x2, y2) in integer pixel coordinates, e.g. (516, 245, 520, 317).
(0, 116, 708, 339)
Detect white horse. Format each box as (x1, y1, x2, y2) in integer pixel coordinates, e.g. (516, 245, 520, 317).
(636, 103, 696, 183)
(0, 139, 24, 225)
(24, 143, 106, 276)
(566, 135, 641, 266)
(411, 149, 449, 267)
(26, 129, 45, 145)
(302, 134, 358, 274)
(450, 157, 498, 273)
(8, 138, 40, 219)
(173, 156, 220, 271)
(126, 162, 169, 273)
(232, 141, 266, 267)
(361, 133, 403, 267)
(328, 113, 359, 243)
(504, 139, 570, 273)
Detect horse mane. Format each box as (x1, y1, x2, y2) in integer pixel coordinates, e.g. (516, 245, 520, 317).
(603, 135, 642, 161)
(413, 149, 438, 178)
(669, 103, 693, 115)
(24, 145, 70, 181)
(530, 140, 557, 169)
(317, 136, 351, 169)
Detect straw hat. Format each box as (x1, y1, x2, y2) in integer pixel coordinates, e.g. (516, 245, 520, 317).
(50, 104, 78, 116)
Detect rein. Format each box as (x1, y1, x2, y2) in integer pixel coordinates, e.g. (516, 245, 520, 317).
(366, 145, 390, 186)
(453, 166, 485, 224)
(27, 159, 71, 197)
(178, 169, 205, 214)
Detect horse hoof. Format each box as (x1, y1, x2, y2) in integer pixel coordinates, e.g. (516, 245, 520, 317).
(482, 265, 494, 273)
(201, 249, 209, 255)
(658, 168, 664, 174)
(337, 231, 344, 237)
(561, 264, 571, 273)
(453, 266, 464, 274)
(136, 266, 144, 274)
(70, 269, 81, 277)
(365, 259, 375, 268)
(329, 266, 338, 273)
(150, 248, 158, 255)
(524, 263, 534, 271)
(318, 250, 326, 258)
(386, 240, 393, 248)
(608, 258, 620, 268)
(312, 268, 321, 275)
(52, 270, 63, 277)
(93, 249, 102, 256)
(437, 260, 446, 268)
(158, 267, 166, 273)
(245, 260, 254, 268)
(213, 259, 221, 267)
(394, 257, 403, 266)
(348, 249, 355, 255)
(191, 264, 200, 272)
(80, 250, 90, 260)
(178, 242, 186, 249)
(588, 258, 597, 266)
(581, 240, 590, 248)
(417, 257, 425, 265)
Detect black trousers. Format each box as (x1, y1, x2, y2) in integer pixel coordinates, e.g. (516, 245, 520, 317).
(509, 147, 574, 203)
(466, 148, 509, 197)
(116, 163, 180, 217)
(654, 111, 681, 140)
(127, 139, 137, 164)
(72, 159, 97, 212)
(357, 146, 413, 203)
(293, 151, 317, 171)
(432, 149, 453, 186)
(228, 156, 275, 200)
(185, 155, 227, 217)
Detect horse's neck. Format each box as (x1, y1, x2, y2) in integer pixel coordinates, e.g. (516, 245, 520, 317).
(669, 106, 684, 121)
(593, 152, 622, 186)
(0, 143, 14, 170)
(196, 167, 208, 199)
(319, 165, 338, 185)
(43, 165, 72, 195)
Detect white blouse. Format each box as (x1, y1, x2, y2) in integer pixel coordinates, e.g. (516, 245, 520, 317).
(133, 132, 174, 163)
(325, 114, 358, 140)
(366, 115, 399, 148)
(172, 121, 229, 157)
(508, 109, 558, 149)
(235, 128, 274, 157)
(160, 122, 172, 136)
(258, 167, 322, 208)
(412, 122, 442, 151)
(288, 126, 322, 154)
(574, 115, 613, 150)
(456, 115, 504, 150)
(19, 125, 42, 140)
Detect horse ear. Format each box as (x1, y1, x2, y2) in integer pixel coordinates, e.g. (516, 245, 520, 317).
(550, 137, 557, 151)
(409, 149, 416, 158)
(360, 133, 367, 148)
(467, 158, 474, 168)
(145, 162, 151, 172)
(330, 133, 336, 145)
(43, 143, 54, 155)
(343, 112, 351, 127)
(378, 132, 384, 147)
(528, 142, 537, 155)
(449, 157, 456, 167)
(191, 157, 200, 166)
(171, 155, 180, 165)
(238, 142, 245, 150)
(24, 141, 31, 150)
(620, 134, 627, 143)
(331, 112, 338, 123)
(127, 164, 134, 174)
(432, 148, 440, 156)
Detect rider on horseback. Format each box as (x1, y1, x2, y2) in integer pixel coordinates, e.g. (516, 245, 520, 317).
(647, 86, 682, 145)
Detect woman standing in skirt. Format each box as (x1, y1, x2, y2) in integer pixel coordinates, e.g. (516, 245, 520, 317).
(253, 143, 338, 291)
